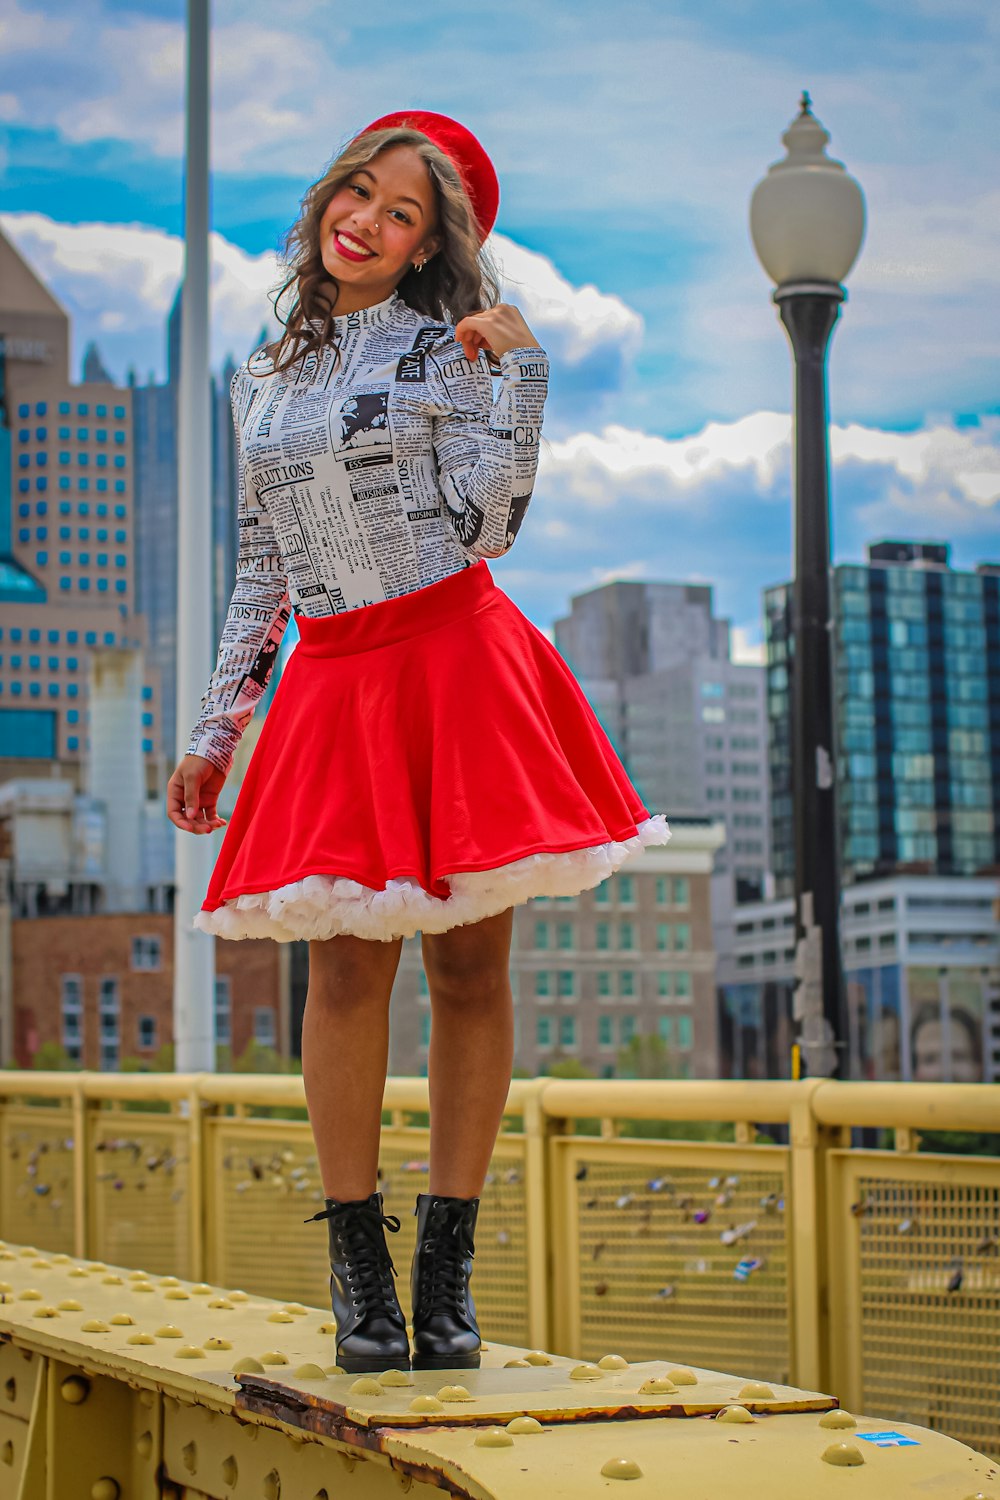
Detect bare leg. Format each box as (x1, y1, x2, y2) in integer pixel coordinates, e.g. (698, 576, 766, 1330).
(302, 932, 403, 1200)
(421, 908, 515, 1198)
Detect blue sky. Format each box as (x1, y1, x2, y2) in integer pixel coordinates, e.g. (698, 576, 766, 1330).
(2, 0, 998, 654)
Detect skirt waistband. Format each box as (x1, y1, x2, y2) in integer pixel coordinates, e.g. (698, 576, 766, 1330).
(293, 559, 498, 657)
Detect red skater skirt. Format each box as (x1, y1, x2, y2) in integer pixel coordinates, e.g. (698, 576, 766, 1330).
(194, 560, 670, 943)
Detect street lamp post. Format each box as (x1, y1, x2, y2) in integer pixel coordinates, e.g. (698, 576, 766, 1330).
(749, 94, 866, 1079)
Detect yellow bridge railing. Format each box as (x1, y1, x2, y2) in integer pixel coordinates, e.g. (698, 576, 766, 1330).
(0, 1073, 997, 1457)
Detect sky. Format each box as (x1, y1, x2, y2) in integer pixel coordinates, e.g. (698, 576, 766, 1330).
(2, 0, 998, 658)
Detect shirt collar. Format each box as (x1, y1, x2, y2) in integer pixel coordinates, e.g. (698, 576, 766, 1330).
(305, 288, 401, 335)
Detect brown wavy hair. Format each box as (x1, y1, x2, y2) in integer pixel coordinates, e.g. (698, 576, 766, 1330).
(255, 126, 503, 380)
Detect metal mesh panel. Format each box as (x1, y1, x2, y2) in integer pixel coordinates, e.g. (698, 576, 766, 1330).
(854, 1170, 1000, 1459)
(570, 1148, 791, 1380)
(208, 1121, 531, 1346)
(89, 1115, 193, 1279)
(0, 1110, 76, 1254)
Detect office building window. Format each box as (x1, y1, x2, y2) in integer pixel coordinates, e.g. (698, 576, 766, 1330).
(131, 935, 161, 971)
(559, 1016, 577, 1049)
(618, 921, 635, 951)
(598, 1015, 614, 1048)
(99, 977, 120, 1070)
(556, 922, 574, 950)
(536, 1016, 552, 1048)
(60, 975, 83, 1062)
(557, 970, 575, 998)
(214, 976, 231, 1045)
(657, 971, 671, 998)
(618, 874, 635, 905)
(594, 879, 610, 906)
(672, 877, 689, 908)
(595, 921, 610, 951)
(535, 971, 551, 998)
(678, 1015, 693, 1049)
(674, 923, 691, 952)
(655, 876, 668, 906)
(534, 920, 549, 949)
(619, 971, 635, 998)
(658, 1015, 674, 1044)
(253, 1007, 276, 1048)
(656, 923, 669, 951)
(137, 1015, 157, 1050)
(619, 1015, 636, 1045)
(597, 971, 612, 998)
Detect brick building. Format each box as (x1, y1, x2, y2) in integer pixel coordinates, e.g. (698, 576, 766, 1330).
(10, 911, 286, 1070)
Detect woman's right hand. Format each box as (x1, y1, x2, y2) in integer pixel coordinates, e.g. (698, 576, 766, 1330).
(167, 754, 229, 835)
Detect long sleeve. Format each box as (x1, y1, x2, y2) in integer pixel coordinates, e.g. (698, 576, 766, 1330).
(427, 338, 550, 559)
(186, 370, 291, 777)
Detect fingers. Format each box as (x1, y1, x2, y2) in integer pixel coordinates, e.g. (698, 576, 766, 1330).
(165, 767, 227, 834)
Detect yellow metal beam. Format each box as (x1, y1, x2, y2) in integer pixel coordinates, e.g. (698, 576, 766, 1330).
(0, 1241, 996, 1499)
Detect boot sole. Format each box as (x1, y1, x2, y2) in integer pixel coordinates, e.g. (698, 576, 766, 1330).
(338, 1353, 411, 1374)
(411, 1352, 482, 1371)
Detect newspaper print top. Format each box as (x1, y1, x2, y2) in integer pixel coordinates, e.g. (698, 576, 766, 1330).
(186, 287, 550, 776)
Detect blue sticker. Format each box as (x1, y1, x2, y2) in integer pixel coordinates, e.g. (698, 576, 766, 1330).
(857, 1431, 920, 1448)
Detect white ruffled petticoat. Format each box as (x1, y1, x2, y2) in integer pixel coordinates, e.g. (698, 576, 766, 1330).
(194, 814, 671, 943)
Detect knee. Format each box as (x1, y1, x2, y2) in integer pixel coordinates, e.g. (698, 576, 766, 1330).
(424, 945, 511, 1004)
(307, 936, 398, 1009)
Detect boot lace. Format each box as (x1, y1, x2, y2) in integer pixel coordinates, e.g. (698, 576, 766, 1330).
(304, 1201, 401, 1312)
(418, 1201, 476, 1318)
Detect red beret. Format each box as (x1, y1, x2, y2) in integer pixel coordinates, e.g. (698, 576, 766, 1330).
(354, 110, 499, 245)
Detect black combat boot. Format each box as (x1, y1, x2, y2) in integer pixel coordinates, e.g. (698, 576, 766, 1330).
(410, 1193, 481, 1370)
(303, 1191, 410, 1373)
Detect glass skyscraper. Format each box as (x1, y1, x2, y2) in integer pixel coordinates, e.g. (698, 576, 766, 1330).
(766, 541, 1000, 895)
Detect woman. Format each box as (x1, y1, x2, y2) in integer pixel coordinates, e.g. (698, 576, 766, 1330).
(166, 110, 670, 1373)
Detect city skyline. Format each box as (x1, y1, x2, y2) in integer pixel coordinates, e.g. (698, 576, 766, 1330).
(1, 0, 997, 653)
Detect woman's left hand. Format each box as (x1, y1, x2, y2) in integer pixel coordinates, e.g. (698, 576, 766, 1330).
(455, 303, 541, 364)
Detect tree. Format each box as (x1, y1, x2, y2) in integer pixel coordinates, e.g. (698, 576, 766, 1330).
(30, 1041, 80, 1071)
(546, 1057, 597, 1080)
(615, 1032, 675, 1080)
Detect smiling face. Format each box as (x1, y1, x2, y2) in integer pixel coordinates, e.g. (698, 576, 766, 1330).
(317, 144, 443, 314)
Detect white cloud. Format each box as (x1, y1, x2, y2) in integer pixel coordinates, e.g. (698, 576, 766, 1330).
(542, 413, 791, 503)
(0, 211, 640, 385)
(490, 236, 643, 367)
(0, 211, 282, 377)
(538, 409, 1000, 524)
(731, 625, 765, 666)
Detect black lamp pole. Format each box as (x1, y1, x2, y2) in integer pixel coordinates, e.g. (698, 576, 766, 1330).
(776, 284, 848, 1078)
(751, 92, 865, 1080)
